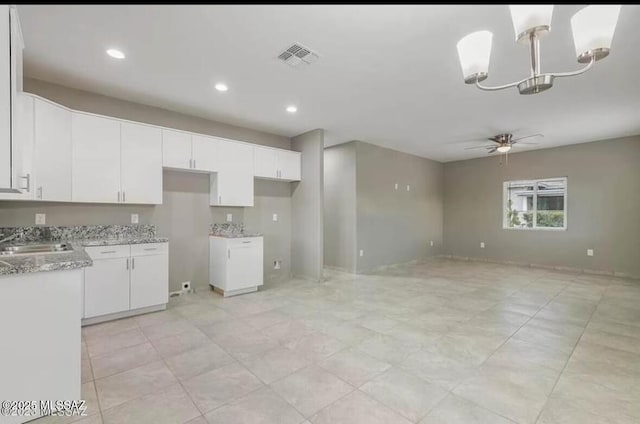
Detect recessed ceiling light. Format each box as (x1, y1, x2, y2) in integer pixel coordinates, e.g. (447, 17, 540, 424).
(214, 83, 228, 92)
(286, 105, 298, 113)
(106, 48, 125, 59)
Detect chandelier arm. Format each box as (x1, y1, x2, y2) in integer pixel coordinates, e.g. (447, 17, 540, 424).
(475, 78, 528, 91)
(550, 56, 596, 78)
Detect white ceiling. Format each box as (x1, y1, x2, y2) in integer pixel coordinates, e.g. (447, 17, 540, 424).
(17, 5, 640, 162)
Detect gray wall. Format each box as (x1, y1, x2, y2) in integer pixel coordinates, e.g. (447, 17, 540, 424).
(443, 136, 640, 278)
(323, 143, 357, 272)
(0, 79, 295, 291)
(291, 129, 324, 282)
(354, 141, 443, 273)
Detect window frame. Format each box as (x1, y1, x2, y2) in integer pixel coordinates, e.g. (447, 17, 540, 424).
(502, 177, 568, 231)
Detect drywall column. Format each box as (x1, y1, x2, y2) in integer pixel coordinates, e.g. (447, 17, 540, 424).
(291, 129, 324, 282)
(323, 142, 357, 273)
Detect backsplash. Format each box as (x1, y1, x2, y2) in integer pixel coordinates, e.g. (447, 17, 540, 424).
(0, 224, 158, 243)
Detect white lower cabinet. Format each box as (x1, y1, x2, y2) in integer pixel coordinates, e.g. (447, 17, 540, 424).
(209, 236, 263, 297)
(83, 243, 168, 322)
(130, 245, 169, 310)
(84, 256, 130, 319)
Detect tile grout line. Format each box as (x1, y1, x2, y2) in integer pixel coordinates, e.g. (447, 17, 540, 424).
(531, 277, 610, 424)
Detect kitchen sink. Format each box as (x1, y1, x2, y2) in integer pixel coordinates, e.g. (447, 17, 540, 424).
(0, 243, 73, 256)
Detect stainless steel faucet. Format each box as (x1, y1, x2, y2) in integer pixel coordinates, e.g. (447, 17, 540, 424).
(0, 233, 20, 244)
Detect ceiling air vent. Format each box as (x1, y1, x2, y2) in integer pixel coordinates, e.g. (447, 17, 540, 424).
(277, 43, 319, 67)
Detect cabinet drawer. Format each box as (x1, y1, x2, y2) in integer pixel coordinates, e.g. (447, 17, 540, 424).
(227, 237, 263, 247)
(84, 244, 131, 260)
(130, 242, 168, 257)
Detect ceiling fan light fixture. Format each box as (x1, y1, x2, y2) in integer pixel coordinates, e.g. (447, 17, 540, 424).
(509, 5, 554, 42)
(571, 5, 621, 63)
(496, 145, 512, 153)
(456, 30, 493, 84)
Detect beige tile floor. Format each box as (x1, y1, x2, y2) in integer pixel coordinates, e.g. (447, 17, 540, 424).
(35, 258, 640, 424)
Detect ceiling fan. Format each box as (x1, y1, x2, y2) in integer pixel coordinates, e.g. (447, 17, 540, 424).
(464, 133, 543, 154)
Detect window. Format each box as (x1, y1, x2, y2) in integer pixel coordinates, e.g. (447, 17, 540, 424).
(503, 177, 567, 230)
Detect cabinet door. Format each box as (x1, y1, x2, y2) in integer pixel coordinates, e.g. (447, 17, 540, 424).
(278, 150, 301, 181)
(227, 244, 263, 291)
(162, 129, 191, 170)
(211, 140, 253, 206)
(121, 122, 162, 204)
(84, 257, 130, 318)
(191, 134, 218, 172)
(34, 99, 72, 201)
(0, 94, 34, 200)
(72, 113, 121, 203)
(254, 146, 278, 179)
(0, 5, 9, 189)
(130, 253, 168, 310)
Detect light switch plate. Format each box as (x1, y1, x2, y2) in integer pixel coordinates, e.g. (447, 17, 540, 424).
(359, 249, 364, 257)
(480, 242, 485, 248)
(226, 213, 233, 222)
(430, 240, 434, 247)
(394, 183, 398, 190)
(587, 249, 594, 257)
(406, 185, 411, 191)
(274, 260, 281, 270)
(131, 213, 139, 224)
(35, 213, 46, 225)
(272, 213, 278, 222)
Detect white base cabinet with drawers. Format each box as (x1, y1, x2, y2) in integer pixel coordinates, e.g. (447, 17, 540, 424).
(209, 236, 263, 297)
(82, 243, 168, 325)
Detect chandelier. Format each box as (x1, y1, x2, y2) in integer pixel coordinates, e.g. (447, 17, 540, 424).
(456, 5, 621, 95)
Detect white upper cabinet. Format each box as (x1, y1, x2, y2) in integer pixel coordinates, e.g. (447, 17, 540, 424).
(0, 6, 24, 193)
(121, 122, 162, 204)
(162, 129, 191, 170)
(254, 146, 278, 179)
(191, 134, 218, 172)
(71, 113, 121, 203)
(254, 146, 301, 181)
(34, 98, 72, 201)
(210, 140, 254, 207)
(0, 94, 34, 200)
(278, 150, 301, 181)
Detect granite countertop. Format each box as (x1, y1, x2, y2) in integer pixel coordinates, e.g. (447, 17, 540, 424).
(209, 222, 262, 238)
(0, 225, 168, 276)
(209, 232, 263, 238)
(0, 242, 92, 276)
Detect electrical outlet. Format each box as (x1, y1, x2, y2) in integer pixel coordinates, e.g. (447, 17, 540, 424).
(480, 242, 485, 248)
(226, 213, 233, 222)
(181, 281, 191, 292)
(430, 240, 434, 247)
(406, 184, 411, 191)
(359, 249, 364, 257)
(35, 213, 46, 225)
(130, 213, 139, 224)
(272, 213, 278, 222)
(273, 260, 281, 270)
(587, 249, 594, 257)
(394, 183, 398, 190)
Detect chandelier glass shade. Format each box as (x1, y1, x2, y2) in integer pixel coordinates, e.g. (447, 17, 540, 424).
(457, 5, 621, 95)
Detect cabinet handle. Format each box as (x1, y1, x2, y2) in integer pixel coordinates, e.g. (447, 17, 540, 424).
(37, 186, 42, 200)
(132, 257, 135, 269)
(218, 195, 221, 204)
(123, 191, 126, 203)
(143, 247, 157, 251)
(101, 250, 117, 254)
(126, 257, 129, 270)
(20, 173, 30, 191)
(228, 249, 230, 259)
(242, 241, 251, 244)
(117, 191, 121, 202)
(193, 159, 196, 169)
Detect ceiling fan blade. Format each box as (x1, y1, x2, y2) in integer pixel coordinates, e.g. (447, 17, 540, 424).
(512, 133, 544, 142)
(513, 141, 539, 145)
(487, 147, 497, 154)
(464, 145, 496, 150)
